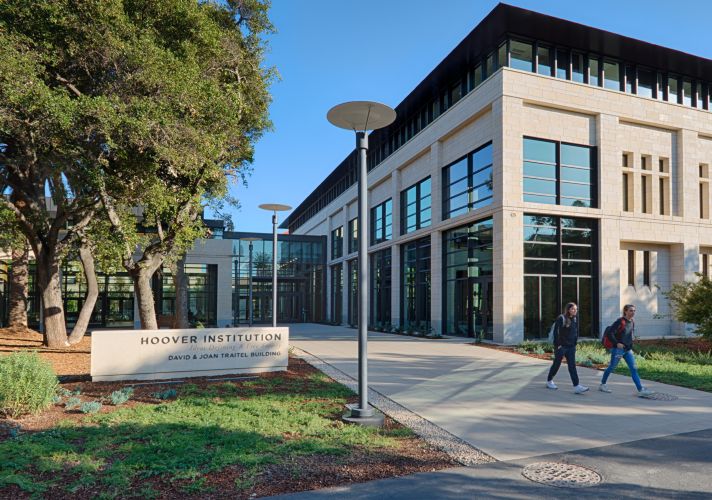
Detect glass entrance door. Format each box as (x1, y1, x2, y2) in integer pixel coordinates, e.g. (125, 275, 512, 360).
(471, 279, 493, 340)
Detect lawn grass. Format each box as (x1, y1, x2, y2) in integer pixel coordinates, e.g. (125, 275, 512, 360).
(516, 339, 712, 392)
(0, 371, 414, 497)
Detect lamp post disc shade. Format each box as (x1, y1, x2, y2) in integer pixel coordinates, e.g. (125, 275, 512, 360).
(327, 101, 396, 131)
(259, 203, 292, 212)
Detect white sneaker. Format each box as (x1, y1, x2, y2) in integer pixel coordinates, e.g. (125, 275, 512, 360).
(546, 380, 558, 390)
(574, 385, 590, 394)
(599, 384, 612, 393)
(638, 387, 654, 397)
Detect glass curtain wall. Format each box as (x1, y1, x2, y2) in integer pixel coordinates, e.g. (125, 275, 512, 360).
(523, 215, 597, 340)
(370, 248, 391, 328)
(401, 236, 431, 330)
(233, 237, 326, 325)
(443, 218, 493, 338)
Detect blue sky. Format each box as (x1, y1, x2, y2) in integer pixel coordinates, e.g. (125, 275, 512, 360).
(222, 0, 712, 233)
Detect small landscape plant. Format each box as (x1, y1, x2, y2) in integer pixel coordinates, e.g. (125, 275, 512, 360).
(64, 397, 82, 410)
(80, 401, 102, 414)
(109, 387, 134, 406)
(152, 388, 178, 400)
(0, 351, 58, 418)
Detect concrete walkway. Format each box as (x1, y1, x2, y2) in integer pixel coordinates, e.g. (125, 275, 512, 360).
(287, 323, 712, 462)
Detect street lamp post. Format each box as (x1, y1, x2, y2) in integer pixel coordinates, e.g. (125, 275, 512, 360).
(241, 237, 262, 327)
(258, 204, 292, 328)
(327, 101, 396, 425)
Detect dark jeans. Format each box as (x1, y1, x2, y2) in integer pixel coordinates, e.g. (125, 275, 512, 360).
(547, 345, 580, 386)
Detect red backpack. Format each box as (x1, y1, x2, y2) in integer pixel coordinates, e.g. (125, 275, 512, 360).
(601, 318, 626, 349)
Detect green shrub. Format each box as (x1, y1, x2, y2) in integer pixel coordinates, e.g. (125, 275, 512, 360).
(80, 401, 102, 414)
(0, 351, 58, 418)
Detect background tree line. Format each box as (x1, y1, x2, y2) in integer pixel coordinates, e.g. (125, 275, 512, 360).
(0, 0, 274, 347)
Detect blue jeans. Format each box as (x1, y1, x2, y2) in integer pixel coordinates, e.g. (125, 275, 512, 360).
(601, 348, 643, 391)
(547, 345, 579, 387)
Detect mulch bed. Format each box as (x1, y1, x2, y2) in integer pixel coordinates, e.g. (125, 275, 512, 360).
(0, 327, 457, 499)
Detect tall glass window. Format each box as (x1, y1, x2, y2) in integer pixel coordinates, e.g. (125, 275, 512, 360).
(510, 40, 533, 72)
(537, 45, 552, 76)
(589, 57, 600, 86)
(401, 237, 431, 330)
(556, 49, 569, 80)
(524, 215, 596, 339)
(331, 226, 343, 259)
(370, 248, 391, 328)
(571, 53, 585, 83)
(638, 68, 655, 98)
(682, 79, 693, 107)
(443, 142, 493, 219)
(523, 138, 596, 208)
(443, 218, 493, 338)
(348, 218, 358, 254)
(667, 75, 679, 103)
(330, 263, 342, 324)
(370, 199, 392, 244)
(401, 177, 432, 234)
(603, 60, 621, 90)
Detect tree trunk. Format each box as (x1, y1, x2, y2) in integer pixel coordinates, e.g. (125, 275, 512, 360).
(129, 255, 163, 330)
(36, 250, 68, 347)
(172, 254, 189, 329)
(67, 241, 99, 345)
(8, 243, 29, 329)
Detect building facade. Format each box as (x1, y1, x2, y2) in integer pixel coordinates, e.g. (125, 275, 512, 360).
(0, 230, 326, 329)
(282, 4, 712, 343)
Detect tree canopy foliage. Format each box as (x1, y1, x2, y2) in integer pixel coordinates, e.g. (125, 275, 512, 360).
(0, 0, 274, 344)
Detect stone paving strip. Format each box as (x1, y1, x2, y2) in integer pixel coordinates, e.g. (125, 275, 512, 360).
(291, 346, 495, 466)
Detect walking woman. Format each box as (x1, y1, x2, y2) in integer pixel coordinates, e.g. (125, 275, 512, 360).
(599, 304, 653, 396)
(546, 302, 589, 394)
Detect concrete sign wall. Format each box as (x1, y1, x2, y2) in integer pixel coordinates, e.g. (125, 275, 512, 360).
(91, 327, 288, 382)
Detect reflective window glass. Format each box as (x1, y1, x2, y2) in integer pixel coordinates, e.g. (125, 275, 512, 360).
(682, 79, 693, 106)
(667, 75, 679, 103)
(556, 49, 569, 80)
(638, 68, 655, 98)
(571, 53, 584, 82)
(537, 45, 552, 76)
(604, 61, 620, 90)
(589, 57, 600, 86)
(510, 40, 533, 72)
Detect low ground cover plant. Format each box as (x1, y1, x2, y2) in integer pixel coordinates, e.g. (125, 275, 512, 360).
(0, 352, 58, 418)
(0, 365, 443, 498)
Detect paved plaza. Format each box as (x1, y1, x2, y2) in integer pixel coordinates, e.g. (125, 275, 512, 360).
(281, 323, 712, 497)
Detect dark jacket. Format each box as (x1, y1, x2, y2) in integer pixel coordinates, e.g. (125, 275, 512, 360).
(554, 315, 578, 347)
(606, 317, 635, 351)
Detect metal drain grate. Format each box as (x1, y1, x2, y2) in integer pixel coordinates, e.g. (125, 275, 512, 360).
(522, 462, 602, 488)
(640, 392, 678, 401)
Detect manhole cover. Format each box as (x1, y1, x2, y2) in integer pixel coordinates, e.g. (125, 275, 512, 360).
(522, 462, 602, 488)
(640, 392, 678, 401)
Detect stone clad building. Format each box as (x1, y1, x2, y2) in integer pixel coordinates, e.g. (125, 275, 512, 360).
(281, 4, 712, 343)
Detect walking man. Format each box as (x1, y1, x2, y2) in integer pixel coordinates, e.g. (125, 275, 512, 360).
(600, 304, 654, 396)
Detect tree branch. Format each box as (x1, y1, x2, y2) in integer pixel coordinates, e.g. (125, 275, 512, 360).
(55, 74, 83, 98)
